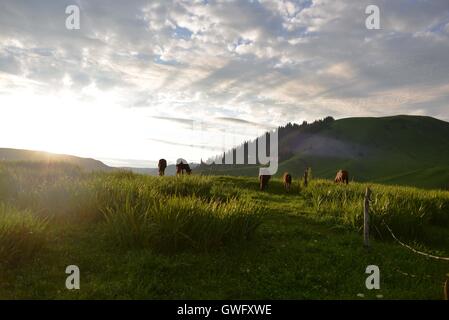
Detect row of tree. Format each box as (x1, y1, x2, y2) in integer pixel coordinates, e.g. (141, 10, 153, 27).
(199, 116, 335, 167)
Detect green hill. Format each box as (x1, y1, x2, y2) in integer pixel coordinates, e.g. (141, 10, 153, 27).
(0, 148, 111, 172)
(197, 115, 449, 190)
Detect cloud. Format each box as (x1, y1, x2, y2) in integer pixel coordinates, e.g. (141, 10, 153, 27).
(214, 117, 275, 129)
(148, 138, 223, 151)
(1, 0, 449, 127)
(150, 115, 196, 128)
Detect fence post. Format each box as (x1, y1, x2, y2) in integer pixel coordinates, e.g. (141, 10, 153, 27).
(445, 279, 448, 300)
(364, 187, 371, 248)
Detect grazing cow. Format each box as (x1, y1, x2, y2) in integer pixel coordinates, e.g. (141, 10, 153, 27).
(158, 159, 167, 176)
(176, 158, 192, 175)
(335, 170, 349, 184)
(176, 163, 192, 175)
(283, 172, 292, 192)
(259, 174, 271, 191)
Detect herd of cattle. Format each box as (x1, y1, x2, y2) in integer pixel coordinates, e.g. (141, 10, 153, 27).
(157, 158, 349, 191)
(158, 158, 191, 176)
(259, 169, 349, 191)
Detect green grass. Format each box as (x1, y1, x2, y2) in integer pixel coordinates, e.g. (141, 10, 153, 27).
(101, 193, 262, 252)
(0, 162, 448, 299)
(0, 203, 48, 267)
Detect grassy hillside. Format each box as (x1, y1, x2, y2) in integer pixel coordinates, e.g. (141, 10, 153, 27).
(0, 148, 196, 176)
(327, 116, 449, 160)
(0, 148, 111, 172)
(1, 162, 448, 299)
(197, 115, 449, 190)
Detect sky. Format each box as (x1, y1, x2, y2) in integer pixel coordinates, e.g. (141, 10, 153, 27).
(0, 0, 448, 167)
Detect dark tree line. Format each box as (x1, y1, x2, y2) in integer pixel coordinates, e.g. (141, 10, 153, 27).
(199, 116, 335, 167)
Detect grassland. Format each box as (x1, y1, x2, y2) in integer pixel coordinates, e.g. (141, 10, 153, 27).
(0, 161, 448, 299)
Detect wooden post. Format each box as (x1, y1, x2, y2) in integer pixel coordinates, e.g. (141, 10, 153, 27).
(304, 169, 308, 187)
(445, 279, 449, 300)
(364, 187, 371, 248)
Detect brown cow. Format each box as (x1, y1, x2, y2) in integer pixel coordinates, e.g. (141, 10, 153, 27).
(259, 175, 271, 191)
(158, 159, 167, 176)
(283, 172, 292, 192)
(176, 163, 192, 175)
(335, 170, 349, 184)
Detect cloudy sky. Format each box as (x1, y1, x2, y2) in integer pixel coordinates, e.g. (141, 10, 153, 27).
(0, 0, 448, 167)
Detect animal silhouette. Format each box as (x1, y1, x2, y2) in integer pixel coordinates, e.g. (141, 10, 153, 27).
(283, 172, 292, 192)
(259, 174, 271, 191)
(176, 158, 191, 175)
(335, 170, 349, 184)
(158, 159, 167, 176)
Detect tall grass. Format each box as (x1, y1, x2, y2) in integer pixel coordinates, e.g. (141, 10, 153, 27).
(0, 163, 263, 254)
(0, 203, 48, 267)
(94, 175, 262, 251)
(93, 172, 237, 201)
(101, 194, 262, 252)
(0, 162, 93, 220)
(301, 180, 449, 243)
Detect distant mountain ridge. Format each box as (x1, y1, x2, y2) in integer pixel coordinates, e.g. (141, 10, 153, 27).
(0, 148, 197, 176)
(196, 115, 449, 190)
(0, 148, 111, 172)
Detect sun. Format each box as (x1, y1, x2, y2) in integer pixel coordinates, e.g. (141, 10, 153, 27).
(0, 87, 185, 163)
(0, 89, 115, 157)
